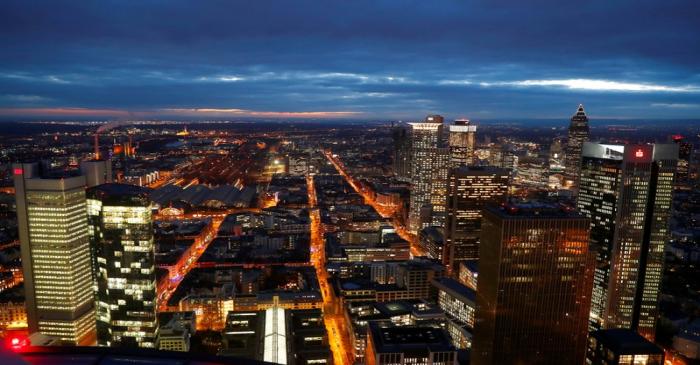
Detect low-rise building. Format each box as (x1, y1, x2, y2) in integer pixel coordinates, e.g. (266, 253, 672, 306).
(432, 278, 476, 349)
(365, 324, 457, 365)
(587, 329, 664, 365)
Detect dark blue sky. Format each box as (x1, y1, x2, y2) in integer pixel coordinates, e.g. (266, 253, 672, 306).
(1, 0, 699, 121)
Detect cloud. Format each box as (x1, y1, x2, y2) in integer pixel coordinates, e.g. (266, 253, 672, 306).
(0, 107, 362, 119)
(161, 108, 361, 118)
(650, 103, 700, 108)
(0, 107, 136, 117)
(1, 94, 52, 103)
(0, 1, 699, 119)
(477, 79, 699, 92)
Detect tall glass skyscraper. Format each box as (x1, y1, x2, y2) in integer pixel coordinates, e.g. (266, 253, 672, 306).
(87, 183, 158, 348)
(392, 124, 413, 182)
(471, 203, 594, 365)
(577, 142, 678, 340)
(13, 162, 96, 345)
(445, 166, 509, 270)
(408, 115, 448, 232)
(565, 104, 590, 192)
(448, 119, 477, 168)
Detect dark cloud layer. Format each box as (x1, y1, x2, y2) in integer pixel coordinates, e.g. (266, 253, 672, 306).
(1, 0, 699, 120)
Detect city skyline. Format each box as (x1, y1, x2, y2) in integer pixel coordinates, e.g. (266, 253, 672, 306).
(0, 2, 698, 365)
(1, 1, 700, 121)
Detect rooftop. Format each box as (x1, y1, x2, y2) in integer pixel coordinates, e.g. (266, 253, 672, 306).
(486, 201, 582, 219)
(590, 329, 664, 355)
(369, 324, 455, 354)
(432, 278, 476, 303)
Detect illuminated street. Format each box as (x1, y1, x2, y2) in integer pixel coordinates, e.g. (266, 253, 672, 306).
(307, 173, 353, 365)
(156, 214, 224, 312)
(323, 150, 424, 256)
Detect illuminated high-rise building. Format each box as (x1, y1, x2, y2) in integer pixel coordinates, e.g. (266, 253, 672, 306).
(565, 104, 590, 192)
(672, 134, 692, 190)
(448, 119, 477, 167)
(471, 203, 595, 365)
(408, 115, 448, 232)
(430, 147, 451, 227)
(577, 143, 678, 340)
(13, 162, 96, 345)
(445, 166, 509, 270)
(87, 184, 158, 348)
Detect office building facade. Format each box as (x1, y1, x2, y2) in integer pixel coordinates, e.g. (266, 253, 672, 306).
(366, 324, 457, 365)
(13, 162, 96, 345)
(445, 166, 509, 269)
(471, 204, 595, 365)
(587, 329, 664, 365)
(565, 104, 590, 191)
(408, 115, 448, 232)
(87, 183, 158, 348)
(392, 125, 413, 182)
(672, 134, 693, 190)
(448, 119, 476, 167)
(577, 143, 677, 340)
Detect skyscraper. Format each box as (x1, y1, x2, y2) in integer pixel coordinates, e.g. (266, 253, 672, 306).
(430, 147, 451, 227)
(448, 119, 477, 167)
(444, 166, 509, 270)
(577, 143, 678, 340)
(392, 125, 412, 182)
(408, 115, 447, 232)
(80, 159, 113, 188)
(672, 134, 693, 190)
(13, 162, 96, 345)
(471, 203, 594, 365)
(87, 183, 158, 348)
(565, 104, 590, 192)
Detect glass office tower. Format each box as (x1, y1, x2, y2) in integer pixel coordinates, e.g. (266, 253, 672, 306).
(13, 162, 96, 345)
(87, 183, 158, 348)
(408, 115, 448, 232)
(448, 119, 477, 167)
(578, 143, 677, 340)
(471, 203, 594, 365)
(445, 166, 509, 269)
(565, 104, 590, 192)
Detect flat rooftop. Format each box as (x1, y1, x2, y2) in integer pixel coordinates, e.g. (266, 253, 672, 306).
(590, 329, 664, 355)
(369, 324, 454, 354)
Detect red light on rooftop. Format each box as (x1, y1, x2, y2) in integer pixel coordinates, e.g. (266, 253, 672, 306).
(7, 335, 28, 351)
(635, 149, 644, 158)
(13, 168, 23, 175)
(672, 134, 684, 141)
